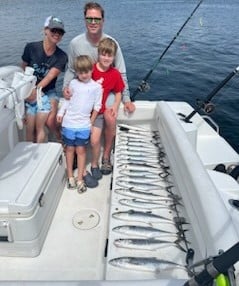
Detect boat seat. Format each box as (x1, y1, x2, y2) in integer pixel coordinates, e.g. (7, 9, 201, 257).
(163, 101, 239, 169)
(207, 169, 239, 237)
(155, 101, 239, 257)
(197, 134, 239, 169)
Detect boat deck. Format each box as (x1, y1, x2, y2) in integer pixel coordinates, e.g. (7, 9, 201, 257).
(0, 100, 239, 285)
(0, 164, 111, 281)
(0, 115, 190, 282)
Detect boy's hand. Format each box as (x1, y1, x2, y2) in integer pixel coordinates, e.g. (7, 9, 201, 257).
(63, 87, 72, 100)
(56, 115, 63, 123)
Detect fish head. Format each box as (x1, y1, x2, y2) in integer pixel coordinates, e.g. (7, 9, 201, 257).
(109, 257, 131, 268)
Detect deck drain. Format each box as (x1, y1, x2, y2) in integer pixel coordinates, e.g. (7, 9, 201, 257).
(72, 209, 100, 230)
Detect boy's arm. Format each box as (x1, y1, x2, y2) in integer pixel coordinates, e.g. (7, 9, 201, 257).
(57, 99, 69, 117)
(108, 92, 122, 118)
(90, 110, 99, 126)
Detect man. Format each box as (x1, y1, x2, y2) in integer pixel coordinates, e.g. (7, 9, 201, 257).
(63, 2, 135, 188)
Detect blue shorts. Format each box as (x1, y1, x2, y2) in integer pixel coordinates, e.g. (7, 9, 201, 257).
(25, 94, 51, 115)
(47, 89, 60, 102)
(25, 89, 59, 116)
(62, 127, 90, 146)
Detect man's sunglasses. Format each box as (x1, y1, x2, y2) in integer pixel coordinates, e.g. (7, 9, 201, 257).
(85, 17, 102, 24)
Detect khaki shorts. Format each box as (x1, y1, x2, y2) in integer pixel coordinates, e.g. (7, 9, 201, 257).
(93, 92, 115, 129)
(93, 114, 104, 129)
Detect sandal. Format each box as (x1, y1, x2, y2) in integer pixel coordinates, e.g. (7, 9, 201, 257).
(101, 158, 112, 175)
(67, 177, 76, 189)
(77, 180, 87, 194)
(83, 171, 98, 188)
(91, 166, 102, 180)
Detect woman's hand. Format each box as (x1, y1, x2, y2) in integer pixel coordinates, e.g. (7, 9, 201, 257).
(26, 88, 37, 103)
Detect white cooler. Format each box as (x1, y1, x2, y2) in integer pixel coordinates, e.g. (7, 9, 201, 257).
(0, 109, 19, 160)
(0, 142, 66, 257)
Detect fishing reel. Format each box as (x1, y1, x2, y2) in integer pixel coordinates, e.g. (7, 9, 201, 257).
(196, 99, 215, 114)
(137, 80, 150, 92)
(185, 248, 237, 286)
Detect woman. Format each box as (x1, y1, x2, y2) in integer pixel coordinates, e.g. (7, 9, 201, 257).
(22, 16, 67, 143)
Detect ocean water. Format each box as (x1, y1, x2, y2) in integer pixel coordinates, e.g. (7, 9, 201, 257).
(1, 0, 239, 152)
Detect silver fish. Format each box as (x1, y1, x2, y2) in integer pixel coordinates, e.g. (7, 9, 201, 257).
(119, 169, 170, 179)
(119, 198, 175, 209)
(118, 124, 159, 135)
(117, 144, 159, 152)
(119, 129, 160, 137)
(116, 179, 171, 191)
(109, 256, 185, 273)
(119, 133, 159, 141)
(117, 146, 160, 155)
(118, 132, 153, 139)
(112, 225, 180, 238)
(118, 134, 159, 142)
(118, 163, 169, 173)
(117, 153, 159, 160)
(118, 124, 153, 133)
(117, 159, 163, 168)
(117, 152, 160, 160)
(112, 210, 188, 227)
(118, 128, 159, 136)
(116, 175, 166, 184)
(115, 188, 178, 201)
(112, 209, 174, 224)
(117, 155, 160, 164)
(114, 238, 186, 252)
(118, 139, 162, 148)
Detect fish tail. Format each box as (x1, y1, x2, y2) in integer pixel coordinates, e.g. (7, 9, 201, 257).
(174, 216, 189, 225)
(175, 239, 187, 253)
(169, 201, 183, 209)
(176, 232, 190, 244)
(176, 229, 188, 236)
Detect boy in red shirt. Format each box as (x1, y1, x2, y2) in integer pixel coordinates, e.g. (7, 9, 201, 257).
(90, 37, 125, 180)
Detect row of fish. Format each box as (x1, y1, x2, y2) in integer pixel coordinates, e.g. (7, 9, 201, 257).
(111, 209, 188, 252)
(108, 124, 189, 275)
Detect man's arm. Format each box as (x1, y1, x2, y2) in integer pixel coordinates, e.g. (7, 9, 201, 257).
(63, 42, 76, 89)
(112, 40, 131, 101)
(113, 39, 135, 112)
(120, 72, 130, 103)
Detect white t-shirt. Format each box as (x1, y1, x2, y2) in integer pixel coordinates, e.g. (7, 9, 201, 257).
(58, 78, 102, 129)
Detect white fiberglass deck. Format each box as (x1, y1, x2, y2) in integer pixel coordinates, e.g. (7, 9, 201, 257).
(0, 170, 111, 281)
(0, 100, 239, 285)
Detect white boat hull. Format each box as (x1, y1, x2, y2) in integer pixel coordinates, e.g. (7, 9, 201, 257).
(0, 66, 238, 285)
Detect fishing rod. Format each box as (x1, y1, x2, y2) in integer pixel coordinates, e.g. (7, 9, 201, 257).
(184, 241, 239, 286)
(180, 66, 239, 122)
(130, 0, 203, 102)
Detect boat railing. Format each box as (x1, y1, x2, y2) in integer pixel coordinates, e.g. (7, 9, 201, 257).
(0, 68, 36, 103)
(202, 115, 219, 133)
(0, 66, 37, 129)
